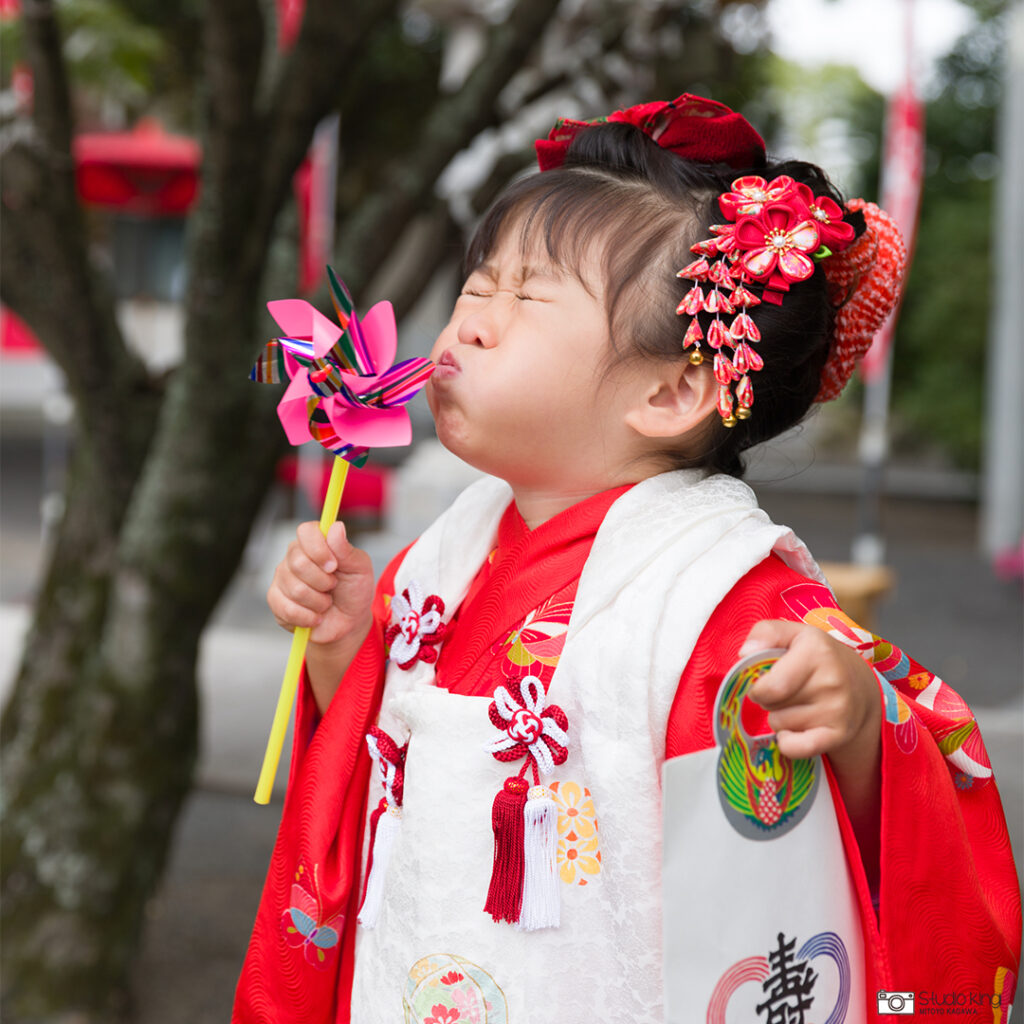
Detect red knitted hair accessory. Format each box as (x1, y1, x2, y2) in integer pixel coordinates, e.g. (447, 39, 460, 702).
(535, 93, 766, 172)
(817, 199, 907, 402)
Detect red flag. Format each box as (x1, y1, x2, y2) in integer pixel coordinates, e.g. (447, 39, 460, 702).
(860, 28, 925, 382)
(275, 0, 304, 51)
(296, 115, 340, 296)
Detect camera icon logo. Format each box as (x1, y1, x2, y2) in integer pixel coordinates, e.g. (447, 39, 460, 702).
(877, 990, 916, 1014)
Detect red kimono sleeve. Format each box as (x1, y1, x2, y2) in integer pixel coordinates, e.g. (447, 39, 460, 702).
(232, 547, 408, 1024)
(667, 556, 1022, 1019)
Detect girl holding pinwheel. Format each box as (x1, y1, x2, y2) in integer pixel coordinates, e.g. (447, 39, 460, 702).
(235, 95, 1020, 1023)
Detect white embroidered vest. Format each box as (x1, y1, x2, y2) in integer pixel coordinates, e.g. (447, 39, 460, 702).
(350, 470, 830, 1022)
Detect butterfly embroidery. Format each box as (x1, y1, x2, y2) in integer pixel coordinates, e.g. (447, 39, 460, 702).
(280, 864, 343, 969)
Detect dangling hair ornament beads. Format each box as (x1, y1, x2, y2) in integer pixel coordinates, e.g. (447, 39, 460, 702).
(677, 175, 857, 427)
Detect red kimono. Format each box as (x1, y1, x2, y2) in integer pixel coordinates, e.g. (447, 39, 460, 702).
(234, 488, 1021, 1021)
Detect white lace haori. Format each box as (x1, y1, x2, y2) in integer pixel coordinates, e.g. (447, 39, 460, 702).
(349, 470, 822, 1022)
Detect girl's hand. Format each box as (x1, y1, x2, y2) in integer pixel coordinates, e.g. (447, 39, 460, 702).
(267, 521, 375, 650)
(741, 618, 884, 893)
(741, 619, 881, 766)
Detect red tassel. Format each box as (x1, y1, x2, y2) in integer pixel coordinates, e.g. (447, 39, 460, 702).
(483, 776, 529, 923)
(360, 797, 387, 903)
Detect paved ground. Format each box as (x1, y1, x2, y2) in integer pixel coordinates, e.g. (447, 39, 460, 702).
(2, 426, 1022, 1019)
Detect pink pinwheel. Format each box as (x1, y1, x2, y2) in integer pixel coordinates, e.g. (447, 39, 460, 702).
(248, 268, 434, 806)
(250, 267, 434, 466)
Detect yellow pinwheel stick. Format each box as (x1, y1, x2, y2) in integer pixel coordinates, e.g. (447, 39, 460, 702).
(253, 457, 350, 805)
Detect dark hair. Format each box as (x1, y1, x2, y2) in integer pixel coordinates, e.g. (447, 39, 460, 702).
(464, 121, 865, 478)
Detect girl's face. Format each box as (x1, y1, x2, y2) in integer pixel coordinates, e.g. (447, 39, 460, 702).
(427, 228, 647, 495)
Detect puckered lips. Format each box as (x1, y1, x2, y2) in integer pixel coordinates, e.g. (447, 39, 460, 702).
(432, 347, 461, 380)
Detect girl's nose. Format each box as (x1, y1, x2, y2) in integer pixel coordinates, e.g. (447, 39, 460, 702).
(456, 305, 499, 348)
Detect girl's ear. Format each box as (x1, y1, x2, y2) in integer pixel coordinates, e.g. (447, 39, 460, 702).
(623, 362, 718, 439)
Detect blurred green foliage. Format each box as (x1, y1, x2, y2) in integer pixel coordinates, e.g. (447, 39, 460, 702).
(0, 0, 178, 119)
(890, 4, 1003, 468)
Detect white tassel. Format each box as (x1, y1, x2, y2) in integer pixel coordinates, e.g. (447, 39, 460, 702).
(357, 803, 401, 929)
(517, 785, 560, 931)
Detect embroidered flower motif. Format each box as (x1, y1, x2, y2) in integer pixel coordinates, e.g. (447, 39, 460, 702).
(558, 832, 602, 885)
(484, 675, 568, 779)
(404, 955, 507, 1024)
(551, 780, 598, 840)
(386, 579, 446, 669)
(439, 970, 464, 986)
(410, 957, 440, 983)
(451, 986, 492, 1024)
(550, 780, 602, 885)
(424, 1005, 460, 1024)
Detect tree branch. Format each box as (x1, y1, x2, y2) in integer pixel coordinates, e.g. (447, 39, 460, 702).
(334, 0, 564, 296)
(187, 0, 266, 290)
(0, 1, 152, 499)
(250, 0, 405, 254)
(19, 0, 73, 154)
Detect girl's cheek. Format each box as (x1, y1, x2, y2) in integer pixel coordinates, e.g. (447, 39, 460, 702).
(429, 319, 459, 362)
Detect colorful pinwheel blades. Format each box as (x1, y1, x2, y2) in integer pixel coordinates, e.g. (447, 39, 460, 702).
(250, 267, 435, 467)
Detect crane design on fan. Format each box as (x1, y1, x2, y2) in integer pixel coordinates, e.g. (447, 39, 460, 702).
(715, 652, 819, 837)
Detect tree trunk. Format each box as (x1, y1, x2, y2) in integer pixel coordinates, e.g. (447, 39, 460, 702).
(0, 0, 569, 1016)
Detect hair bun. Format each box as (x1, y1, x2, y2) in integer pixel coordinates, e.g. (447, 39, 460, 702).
(816, 199, 908, 402)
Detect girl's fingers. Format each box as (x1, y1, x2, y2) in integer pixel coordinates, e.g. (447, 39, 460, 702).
(268, 591, 324, 631)
(774, 726, 837, 761)
(746, 653, 810, 709)
(284, 545, 338, 594)
(277, 573, 333, 612)
(744, 621, 843, 710)
(739, 618, 805, 659)
(765, 699, 849, 739)
(325, 521, 374, 580)
(267, 521, 374, 636)
(325, 521, 353, 567)
(295, 520, 340, 573)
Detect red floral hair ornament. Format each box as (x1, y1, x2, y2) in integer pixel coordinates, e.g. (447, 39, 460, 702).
(677, 175, 904, 425)
(535, 93, 765, 173)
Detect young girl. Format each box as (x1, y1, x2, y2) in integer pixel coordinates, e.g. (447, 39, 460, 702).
(234, 95, 1020, 1022)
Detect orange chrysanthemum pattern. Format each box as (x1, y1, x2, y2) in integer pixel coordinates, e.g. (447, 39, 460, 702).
(550, 780, 602, 885)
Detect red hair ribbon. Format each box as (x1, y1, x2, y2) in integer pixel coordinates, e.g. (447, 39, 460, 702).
(535, 93, 765, 173)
